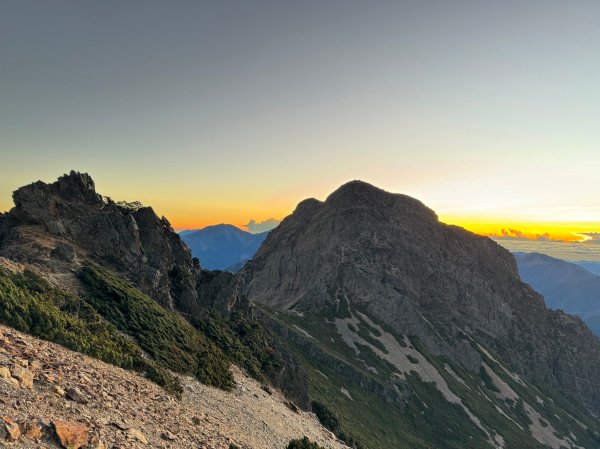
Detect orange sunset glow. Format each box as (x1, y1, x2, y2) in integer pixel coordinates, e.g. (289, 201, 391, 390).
(1, 1, 599, 261)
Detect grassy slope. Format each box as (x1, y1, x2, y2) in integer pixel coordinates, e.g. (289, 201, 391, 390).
(78, 263, 234, 390)
(4, 262, 597, 448)
(0, 267, 182, 394)
(79, 263, 283, 387)
(0, 259, 286, 399)
(267, 294, 600, 449)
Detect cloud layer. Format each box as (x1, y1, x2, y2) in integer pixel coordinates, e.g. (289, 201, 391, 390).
(244, 218, 281, 234)
(499, 228, 552, 241)
(580, 232, 600, 244)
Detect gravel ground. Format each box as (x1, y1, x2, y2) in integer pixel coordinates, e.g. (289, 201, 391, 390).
(0, 325, 349, 449)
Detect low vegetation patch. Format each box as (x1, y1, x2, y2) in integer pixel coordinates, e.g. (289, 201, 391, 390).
(311, 401, 362, 448)
(0, 267, 182, 395)
(406, 354, 419, 364)
(189, 307, 282, 383)
(78, 263, 235, 390)
(286, 436, 327, 449)
(478, 366, 500, 393)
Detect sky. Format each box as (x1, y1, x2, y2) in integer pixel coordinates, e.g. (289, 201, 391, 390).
(1, 1, 599, 247)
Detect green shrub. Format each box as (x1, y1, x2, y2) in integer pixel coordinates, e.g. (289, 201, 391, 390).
(78, 263, 234, 390)
(479, 365, 500, 393)
(312, 400, 341, 434)
(512, 397, 533, 427)
(406, 354, 419, 364)
(311, 400, 361, 448)
(1, 262, 280, 396)
(286, 437, 326, 449)
(190, 307, 283, 384)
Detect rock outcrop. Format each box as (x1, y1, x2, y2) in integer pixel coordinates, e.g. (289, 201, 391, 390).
(0, 171, 197, 311)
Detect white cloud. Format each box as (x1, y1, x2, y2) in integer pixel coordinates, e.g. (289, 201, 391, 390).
(580, 232, 600, 244)
(244, 218, 280, 234)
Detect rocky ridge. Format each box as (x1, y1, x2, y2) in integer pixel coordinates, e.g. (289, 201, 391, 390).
(0, 171, 309, 405)
(0, 171, 198, 312)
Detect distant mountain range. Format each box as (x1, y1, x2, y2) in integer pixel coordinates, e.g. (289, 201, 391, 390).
(514, 252, 600, 335)
(180, 224, 269, 271)
(575, 261, 600, 276)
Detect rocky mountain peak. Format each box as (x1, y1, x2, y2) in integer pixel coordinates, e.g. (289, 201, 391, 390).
(290, 198, 322, 218)
(2, 173, 600, 448)
(11, 171, 102, 222)
(0, 172, 198, 311)
(324, 180, 437, 222)
(0, 172, 315, 438)
(326, 179, 384, 199)
(324, 180, 390, 207)
(53, 170, 97, 197)
(243, 181, 600, 420)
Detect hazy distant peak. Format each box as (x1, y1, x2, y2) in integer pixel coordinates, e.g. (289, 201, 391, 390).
(200, 223, 245, 233)
(514, 252, 597, 278)
(514, 251, 600, 336)
(180, 224, 269, 271)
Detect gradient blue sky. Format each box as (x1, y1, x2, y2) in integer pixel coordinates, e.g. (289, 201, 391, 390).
(1, 1, 599, 239)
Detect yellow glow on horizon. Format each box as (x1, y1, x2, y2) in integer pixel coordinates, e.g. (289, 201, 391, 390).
(440, 215, 600, 243)
(161, 203, 293, 232)
(2, 171, 598, 242)
(169, 204, 600, 244)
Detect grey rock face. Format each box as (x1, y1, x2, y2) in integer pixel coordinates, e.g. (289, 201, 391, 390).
(0, 171, 198, 310)
(242, 180, 600, 414)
